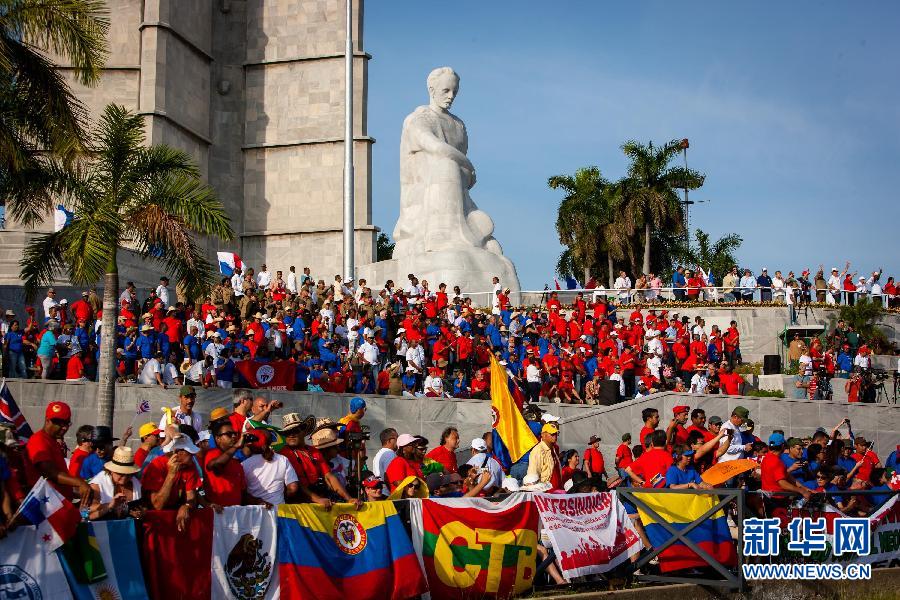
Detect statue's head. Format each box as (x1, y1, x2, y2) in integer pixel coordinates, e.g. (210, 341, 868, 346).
(427, 67, 459, 111)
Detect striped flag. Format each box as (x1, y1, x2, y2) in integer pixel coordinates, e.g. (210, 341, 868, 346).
(217, 251, 243, 276)
(59, 520, 149, 600)
(489, 355, 537, 469)
(17, 478, 81, 552)
(0, 379, 33, 442)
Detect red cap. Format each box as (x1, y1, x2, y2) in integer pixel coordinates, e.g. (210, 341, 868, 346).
(362, 475, 383, 489)
(46, 401, 71, 421)
(673, 405, 690, 415)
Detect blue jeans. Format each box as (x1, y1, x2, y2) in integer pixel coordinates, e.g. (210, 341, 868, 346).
(509, 461, 528, 483)
(6, 350, 26, 378)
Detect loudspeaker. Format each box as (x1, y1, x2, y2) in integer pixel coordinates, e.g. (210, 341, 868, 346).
(763, 355, 781, 375)
(597, 380, 620, 406)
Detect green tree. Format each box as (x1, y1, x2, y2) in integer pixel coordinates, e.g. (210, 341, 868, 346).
(549, 167, 630, 286)
(838, 298, 888, 350)
(20, 105, 234, 427)
(674, 228, 743, 284)
(620, 139, 705, 276)
(0, 0, 109, 225)
(376, 232, 394, 261)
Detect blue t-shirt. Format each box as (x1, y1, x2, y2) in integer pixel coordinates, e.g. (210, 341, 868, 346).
(666, 465, 702, 487)
(672, 272, 686, 287)
(37, 331, 57, 357)
(870, 484, 891, 507)
(80, 453, 109, 480)
(4, 331, 23, 353)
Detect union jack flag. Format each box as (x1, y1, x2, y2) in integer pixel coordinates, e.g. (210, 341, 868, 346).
(0, 380, 33, 441)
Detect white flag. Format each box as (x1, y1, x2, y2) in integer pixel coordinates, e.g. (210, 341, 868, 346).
(0, 525, 73, 599)
(211, 505, 279, 600)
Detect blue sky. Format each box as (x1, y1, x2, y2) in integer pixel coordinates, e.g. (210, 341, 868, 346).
(365, 1, 899, 290)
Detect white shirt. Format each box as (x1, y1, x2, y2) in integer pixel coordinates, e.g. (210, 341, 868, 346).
(854, 354, 871, 369)
(614, 277, 632, 299)
(646, 355, 662, 379)
(186, 317, 204, 337)
(43, 296, 58, 319)
(139, 358, 163, 385)
(155, 285, 169, 307)
(718, 420, 746, 462)
(466, 452, 504, 491)
(329, 455, 352, 487)
(827, 275, 841, 294)
(358, 341, 379, 365)
(526, 363, 541, 383)
(256, 270, 272, 288)
(286, 272, 298, 294)
(231, 273, 244, 297)
(162, 362, 180, 385)
(185, 360, 211, 383)
(405, 345, 425, 371)
(242, 453, 298, 505)
(690, 372, 708, 394)
(159, 408, 202, 432)
(609, 373, 625, 396)
(373, 448, 396, 478)
(798, 354, 813, 376)
(90, 471, 141, 504)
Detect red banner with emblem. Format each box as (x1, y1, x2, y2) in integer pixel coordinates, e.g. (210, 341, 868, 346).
(410, 494, 538, 600)
(234, 359, 295, 390)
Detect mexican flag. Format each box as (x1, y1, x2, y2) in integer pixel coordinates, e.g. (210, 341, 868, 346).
(408, 494, 538, 600)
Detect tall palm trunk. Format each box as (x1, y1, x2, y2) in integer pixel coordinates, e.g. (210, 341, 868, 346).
(583, 266, 590, 288)
(607, 255, 614, 288)
(642, 222, 651, 275)
(96, 252, 118, 428)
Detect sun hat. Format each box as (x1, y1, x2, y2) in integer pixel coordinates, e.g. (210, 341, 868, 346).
(281, 413, 315, 435)
(209, 407, 231, 422)
(310, 427, 342, 449)
(104, 446, 141, 475)
(162, 433, 200, 454)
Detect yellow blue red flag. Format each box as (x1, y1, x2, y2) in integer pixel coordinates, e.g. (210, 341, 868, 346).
(490, 355, 538, 465)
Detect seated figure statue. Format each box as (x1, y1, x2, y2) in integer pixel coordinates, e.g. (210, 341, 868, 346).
(392, 67, 503, 257)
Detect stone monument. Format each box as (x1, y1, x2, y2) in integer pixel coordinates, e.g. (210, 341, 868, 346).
(360, 67, 520, 299)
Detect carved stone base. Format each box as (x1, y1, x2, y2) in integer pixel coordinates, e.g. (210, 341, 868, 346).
(357, 248, 521, 305)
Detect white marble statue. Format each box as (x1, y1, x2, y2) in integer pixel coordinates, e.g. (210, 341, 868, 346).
(392, 67, 504, 257)
(359, 67, 520, 299)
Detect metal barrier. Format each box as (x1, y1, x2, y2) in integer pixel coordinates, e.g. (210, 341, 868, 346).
(616, 487, 745, 591)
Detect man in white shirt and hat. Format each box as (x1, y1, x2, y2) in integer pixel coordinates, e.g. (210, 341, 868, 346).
(241, 429, 298, 505)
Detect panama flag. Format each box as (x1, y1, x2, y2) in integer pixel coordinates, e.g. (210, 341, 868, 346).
(217, 251, 243, 276)
(17, 477, 81, 552)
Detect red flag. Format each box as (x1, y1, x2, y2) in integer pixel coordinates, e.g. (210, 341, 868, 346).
(141, 509, 214, 600)
(554, 279, 561, 290)
(234, 359, 296, 390)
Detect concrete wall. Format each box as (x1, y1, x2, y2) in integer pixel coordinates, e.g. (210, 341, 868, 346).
(6, 380, 898, 473)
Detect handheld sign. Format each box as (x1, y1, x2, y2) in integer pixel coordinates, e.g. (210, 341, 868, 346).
(701, 459, 758, 486)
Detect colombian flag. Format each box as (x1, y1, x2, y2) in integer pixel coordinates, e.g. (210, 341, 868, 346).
(633, 492, 737, 573)
(277, 502, 427, 600)
(489, 355, 537, 469)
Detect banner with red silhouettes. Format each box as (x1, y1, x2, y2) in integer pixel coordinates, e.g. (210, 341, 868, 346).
(533, 492, 642, 578)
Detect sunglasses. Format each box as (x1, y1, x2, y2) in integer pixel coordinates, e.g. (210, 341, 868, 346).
(409, 483, 421, 490)
(216, 431, 238, 438)
(50, 419, 71, 426)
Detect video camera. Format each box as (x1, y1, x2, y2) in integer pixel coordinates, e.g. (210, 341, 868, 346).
(345, 425, 370, 450)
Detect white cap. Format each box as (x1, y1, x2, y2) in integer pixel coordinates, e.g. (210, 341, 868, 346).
(471, 438, 488, 452)
(762, 267, 767, 271)
(832, 267, 839, 271)
(396, 328, 406, 334)
(502, 477, 520, 492)
(396, 433, 418, 447)
(541, 413, 560, 423)
(198, 431, 211, 443)
(162, 433, 199, 455)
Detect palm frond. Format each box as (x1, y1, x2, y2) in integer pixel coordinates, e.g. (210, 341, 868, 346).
(20, 230, 68, 300)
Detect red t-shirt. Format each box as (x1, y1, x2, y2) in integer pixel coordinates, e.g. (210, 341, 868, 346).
(761, 452, 790, 492)
(851, 451, 880, 482)
(384, 456, 424, 491)
(639, 426, 657, 447)
(687, 425, 714, 443)
(615, 443, 634, 469)
(26, 430, 71, 498)
(279, 446, 331, 488)
(425, 445, 458, 474)
(629, 448, 673, 488)
(720, 372, 744, 395)
(65, 355, 84, 380)
(68, 447, 90, 478)
(583, 447, 605, 475)
(228, 412, 247, 434)
(203, 448, 245, 506)
(134, 446, 150, 469)
(141, 454, 202, 509)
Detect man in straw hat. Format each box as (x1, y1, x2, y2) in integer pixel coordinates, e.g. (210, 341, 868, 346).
(86, 446, 144, 520)
(280, 413, 358, 508)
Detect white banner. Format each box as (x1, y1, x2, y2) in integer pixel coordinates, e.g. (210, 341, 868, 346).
(533, 492, 643, 579)
(839, 494, 900, 567)
(211, 505, 279, 600)
(0, 526, 73, 600)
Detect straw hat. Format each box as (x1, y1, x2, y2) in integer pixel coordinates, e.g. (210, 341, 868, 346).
(104, 446, 141, 475)
(310, 427, 342, 449)
(209, 407, 231, 422)
(281, 413, 315, 436)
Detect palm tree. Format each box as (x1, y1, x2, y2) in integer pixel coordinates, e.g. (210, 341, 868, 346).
(20, 104, 234, 427)
(620, 139, 705, 276)
(549, 167, 610, 285)
(0, 0, 109, 226)
(675, 228, 743, 284)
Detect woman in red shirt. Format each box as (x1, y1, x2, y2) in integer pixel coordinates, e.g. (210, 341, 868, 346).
(561, 449, 580, 485)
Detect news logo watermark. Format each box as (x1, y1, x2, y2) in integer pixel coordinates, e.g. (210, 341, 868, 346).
(741, 517, 872, 580)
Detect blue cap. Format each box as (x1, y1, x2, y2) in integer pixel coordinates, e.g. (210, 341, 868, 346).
(683, 449, 695, 457)
(768, 433, 785, 446)
(350, 397, 367, 413)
